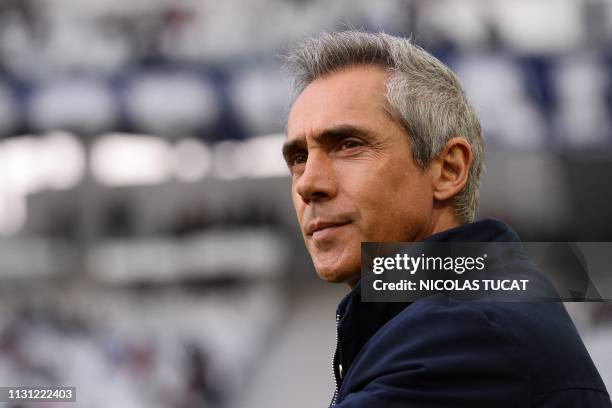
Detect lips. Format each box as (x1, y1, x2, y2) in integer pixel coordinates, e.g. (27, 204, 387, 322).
(305, 220, 352, 236)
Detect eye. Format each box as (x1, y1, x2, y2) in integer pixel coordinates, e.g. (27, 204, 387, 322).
(339, 139, 362, 150)
(289, 153, 307, 166)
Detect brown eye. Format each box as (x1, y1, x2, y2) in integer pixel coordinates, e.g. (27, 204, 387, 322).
(291, 153, 307, 166)
(340, 139, 362, 150)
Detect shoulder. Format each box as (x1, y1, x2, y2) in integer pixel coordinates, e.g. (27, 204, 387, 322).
(378, 301, 586, 353)
(356, 301, 528, 377)
(341, 301, 609, 404)
(337, 301, 532, 406)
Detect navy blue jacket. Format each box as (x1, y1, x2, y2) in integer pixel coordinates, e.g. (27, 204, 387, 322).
(331, 220, 611, 407)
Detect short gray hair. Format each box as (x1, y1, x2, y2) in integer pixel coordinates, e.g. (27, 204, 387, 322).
(283, 30, 483, 223)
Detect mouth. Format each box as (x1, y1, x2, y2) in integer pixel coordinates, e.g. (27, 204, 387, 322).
(306, 220, 352, 237)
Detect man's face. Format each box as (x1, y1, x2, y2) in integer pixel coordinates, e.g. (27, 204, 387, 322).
(284, 65, 435, 286)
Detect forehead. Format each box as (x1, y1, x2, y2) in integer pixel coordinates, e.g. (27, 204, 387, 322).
(287, 65, 392, 140)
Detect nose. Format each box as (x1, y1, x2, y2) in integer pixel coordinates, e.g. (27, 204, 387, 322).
(295, 151, 337, 204)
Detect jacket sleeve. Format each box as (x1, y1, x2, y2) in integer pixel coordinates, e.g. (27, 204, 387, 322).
(333, 303, 530, 408)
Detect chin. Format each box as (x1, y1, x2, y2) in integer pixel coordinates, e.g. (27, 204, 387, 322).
(314, 262, 360, 286)
(315, 269, 346, 284)
(307, 238, 361, 285)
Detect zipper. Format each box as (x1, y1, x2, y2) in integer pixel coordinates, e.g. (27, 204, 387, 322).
(330, 313, 341, 406)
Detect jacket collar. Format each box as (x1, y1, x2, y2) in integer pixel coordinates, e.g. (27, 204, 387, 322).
(335, 219, 521, 379)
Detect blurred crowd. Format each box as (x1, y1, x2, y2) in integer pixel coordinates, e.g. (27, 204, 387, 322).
(0, 0, 609, 143)
(0, 284, 282, 408)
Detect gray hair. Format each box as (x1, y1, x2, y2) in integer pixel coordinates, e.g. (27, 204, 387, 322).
(283, 30, 484, 223)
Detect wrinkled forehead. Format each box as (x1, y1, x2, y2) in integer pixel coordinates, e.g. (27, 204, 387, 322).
(286, 65, 394, 141)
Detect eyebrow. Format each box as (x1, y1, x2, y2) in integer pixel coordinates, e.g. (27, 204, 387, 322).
(282, 124, 372, 163)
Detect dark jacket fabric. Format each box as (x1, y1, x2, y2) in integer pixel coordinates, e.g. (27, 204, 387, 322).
(331, 219, 611, 407)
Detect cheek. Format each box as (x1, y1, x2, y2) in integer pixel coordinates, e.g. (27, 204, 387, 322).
(350, 166, 432, 239)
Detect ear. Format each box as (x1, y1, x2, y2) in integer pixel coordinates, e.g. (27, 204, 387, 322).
(430, 137, 472, 202)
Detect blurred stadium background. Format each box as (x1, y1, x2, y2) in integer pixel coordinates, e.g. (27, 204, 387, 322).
(0, 0, 611, 407)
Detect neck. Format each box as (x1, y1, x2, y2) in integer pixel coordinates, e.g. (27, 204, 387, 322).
(426, 207, 462, 238)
